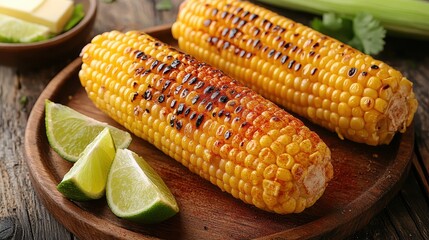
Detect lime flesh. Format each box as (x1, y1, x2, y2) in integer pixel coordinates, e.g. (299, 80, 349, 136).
(0, 13, 50, 43)
(106, 149, 179, 223)
(57, 128, 116, 201)
(45, 100, 132, 162)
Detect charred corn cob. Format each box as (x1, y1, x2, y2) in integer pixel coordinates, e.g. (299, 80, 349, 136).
(79, 30, 333, 214)
(172, 0, 418, 146)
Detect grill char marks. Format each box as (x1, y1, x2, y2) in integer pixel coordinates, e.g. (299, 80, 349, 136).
(131, 41, 277, 136)
(200, 2, 310, 74)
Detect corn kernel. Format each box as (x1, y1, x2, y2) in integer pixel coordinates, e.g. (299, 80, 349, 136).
(276, 167, 293, 181)
(338, 116, 350, 129)
(366, 77, 382, 89)
(263, 164, 278, 179)
(299, 139, 312, 153)
(339, 92, 351, 103)
(350, 117, 365, 130)
(374, 98, 388, 113)
(360, 97, 374, 111)
(379, 85, 393, 100)
(270, 140, 284, 155)
(294, 197, 307, 213)
(286, 142, 300, 156)
(363, 88, 378, 99)
(282, 197, 297, 213)
(246, 139, 262, 155)
(338, 102, 351, 117)
(263, 192, 278, 207)
(276, 153, 295, 169)
(348, 96, 361, 108)
(349, 83, 364, 96)
(260, 135, 273, 148)
(364, 109, 379, 123)
(351, 107, 363, 118)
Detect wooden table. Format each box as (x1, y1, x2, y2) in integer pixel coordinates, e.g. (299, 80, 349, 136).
(1, 0, 428, 239)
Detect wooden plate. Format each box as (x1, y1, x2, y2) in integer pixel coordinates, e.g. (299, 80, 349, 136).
(24, 25, 414, 240)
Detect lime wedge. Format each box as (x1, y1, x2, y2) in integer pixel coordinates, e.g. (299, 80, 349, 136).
(106, 149, 179, 223)
(45, 100, 132, 162)
(0, 13, 50, 43)
(57, 128, 116, 201)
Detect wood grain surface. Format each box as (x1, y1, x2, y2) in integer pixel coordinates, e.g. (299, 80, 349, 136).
(1, 0, 429, 239)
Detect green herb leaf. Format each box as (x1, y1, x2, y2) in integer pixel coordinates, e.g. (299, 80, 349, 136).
(352, 12, 386, 55)
(63, 3, 85, 32)
(156, 0, 173, 11)
(311, 12, 385, 55)
(19, 95, 28, 107)
(311, 13, 353, 43)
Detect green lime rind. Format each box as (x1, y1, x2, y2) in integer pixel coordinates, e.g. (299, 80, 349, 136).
(45, 99, 132, 162)
(57, 179, 94, 201)
(57, 128, 116, 201)
(107, 149, 179, 224)
(123, 201, 179, 224)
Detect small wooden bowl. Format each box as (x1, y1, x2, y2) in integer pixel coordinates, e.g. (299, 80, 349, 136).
(0, 0, 97, 69)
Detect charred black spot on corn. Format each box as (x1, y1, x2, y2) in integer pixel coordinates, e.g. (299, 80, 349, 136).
(171, 59, 181, 68)
(195, 81, 205, 89)
(180, 88, 189, 98)
(348, 67, 357, 77)
(176, 120, 183, 130)
(131, 92, 139, 102)
(177, 103, 185, 114)
(211, 91, 220, 100)
(170, 99, 177, 108)
(224, 130, 232, 140)
(143, 89, 152, 100)
(196, 114, 204, 128)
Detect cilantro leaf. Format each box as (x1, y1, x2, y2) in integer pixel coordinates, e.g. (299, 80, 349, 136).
(311, 12, 385, 55)
(311, 13, 353, 43)
(351, 12, 386, 55)
(156, 0, 173, 11)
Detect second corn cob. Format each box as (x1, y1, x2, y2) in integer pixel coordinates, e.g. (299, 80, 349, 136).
(79, 30, 333, 214)
(172, 0, 418, 146)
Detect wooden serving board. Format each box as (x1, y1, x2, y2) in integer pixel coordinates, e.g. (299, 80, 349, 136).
(24, 25, 414, 240)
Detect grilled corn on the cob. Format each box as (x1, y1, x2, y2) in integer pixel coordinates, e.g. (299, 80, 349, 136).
(79, 30, 333, 214)
(172, 0, 418, 145)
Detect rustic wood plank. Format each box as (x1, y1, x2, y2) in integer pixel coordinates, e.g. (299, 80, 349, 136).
(385, 192, 424, 239)
(0, 66, 32, 240)
(350, 212, 399, 240)
(400, 169, 429, 239)
(95, 0, 157, 34)
(410, 58, 429, 199)
(413, 156, 429, 200)
(0, 65, 74, 239)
